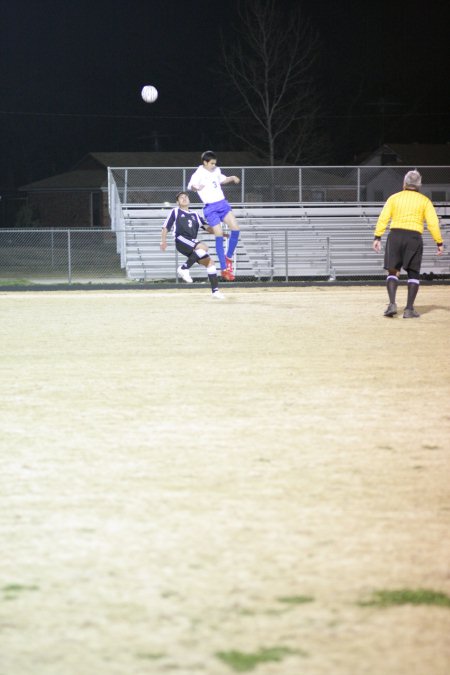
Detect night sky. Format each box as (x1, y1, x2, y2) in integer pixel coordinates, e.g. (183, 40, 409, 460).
(1, 0, 449, 188)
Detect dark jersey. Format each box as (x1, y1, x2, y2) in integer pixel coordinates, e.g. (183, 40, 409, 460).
(162, 207, 207, 241)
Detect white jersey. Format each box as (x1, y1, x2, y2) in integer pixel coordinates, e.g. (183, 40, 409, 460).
(187, 165, 227, 205)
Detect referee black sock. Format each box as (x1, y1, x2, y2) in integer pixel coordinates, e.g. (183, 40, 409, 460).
(406, 279, 419, 309)
(386, 275, 398, 303)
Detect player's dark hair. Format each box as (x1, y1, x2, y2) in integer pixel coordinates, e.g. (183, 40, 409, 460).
(176, 191, 188, 200)
(201, 150, 217, 163)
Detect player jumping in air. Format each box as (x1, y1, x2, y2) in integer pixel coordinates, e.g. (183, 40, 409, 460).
(373, 169, 444, 318)
(160, 191, 225, 299)
(187, 150, 241, 281)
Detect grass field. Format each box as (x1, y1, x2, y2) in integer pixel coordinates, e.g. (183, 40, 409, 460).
(1, 285, 449, 675)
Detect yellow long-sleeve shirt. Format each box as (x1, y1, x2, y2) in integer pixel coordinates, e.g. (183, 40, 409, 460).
(374, 189, 443, 244)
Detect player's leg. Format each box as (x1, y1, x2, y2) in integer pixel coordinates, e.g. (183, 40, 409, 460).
(204, 259, 224, 297)
(176, 238, 195, 282)
(209, 222, 232, 279)
(203, 204, 228, 276)
(185, 242, 209, 268)
(383, 232, 402, 317)
(189, 243, 224, 297)
(206, 200, 236, 279)
(204, 201, 236, 280)
(404, 274, 420, 318)
(384, 270, 400, 316)
(223, 210, 240, 277)
(403, 233, 423, 318)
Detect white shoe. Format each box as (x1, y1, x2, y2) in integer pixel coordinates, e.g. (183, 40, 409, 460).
(177, 265, 193, 283)
(212, 290, 225, 300)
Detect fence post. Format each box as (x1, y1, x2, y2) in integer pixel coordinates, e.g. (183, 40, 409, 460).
(107, 168, 111, 212)
(67, 229, 72, 284)
(241, 167, 245, 202)
(357, 167, 360, 203)
(299, 167, 302, 203)
(124, 168, 128, 204)
(270, 236, 274, 282)
(285, 230, 289, 281)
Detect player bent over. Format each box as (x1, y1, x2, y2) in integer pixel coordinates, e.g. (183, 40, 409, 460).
(373, 169, 444, 318)
(160, 191, 225, 299)
(187, 150, 240, 281)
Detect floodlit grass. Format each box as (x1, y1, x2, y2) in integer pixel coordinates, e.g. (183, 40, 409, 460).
(1, 287, 450, 675)
(216, 646, 301, 672)
(360, 589, 450, 608)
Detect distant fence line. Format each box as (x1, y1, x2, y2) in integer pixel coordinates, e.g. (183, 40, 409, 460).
(0, 228, 122, 284)
(108, 165, 450, 207)
(2, 165, 450, 285)
(1, 223, 449, 285)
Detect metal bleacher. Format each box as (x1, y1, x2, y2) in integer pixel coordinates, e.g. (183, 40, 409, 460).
(120, 203, 450, 282)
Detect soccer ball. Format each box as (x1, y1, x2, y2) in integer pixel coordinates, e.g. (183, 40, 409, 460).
(141, 85, 158, 104)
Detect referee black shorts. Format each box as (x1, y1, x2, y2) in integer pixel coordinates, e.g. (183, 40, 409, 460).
(384, 229, 423, 274)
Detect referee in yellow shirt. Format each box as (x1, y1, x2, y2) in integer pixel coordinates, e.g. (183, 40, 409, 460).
(373, 169, 444, 318)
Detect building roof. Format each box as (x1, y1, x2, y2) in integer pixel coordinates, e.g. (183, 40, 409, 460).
(80, 150, 264, 168)
(20, 151, 264, 191)
(360, 143, 450, 166)
(19, 169, 107, 191)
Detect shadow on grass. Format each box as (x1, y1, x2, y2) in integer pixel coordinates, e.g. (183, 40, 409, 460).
(417, 304, 450, 315)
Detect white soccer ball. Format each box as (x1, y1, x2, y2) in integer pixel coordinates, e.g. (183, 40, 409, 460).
(141, 85, 158, 104)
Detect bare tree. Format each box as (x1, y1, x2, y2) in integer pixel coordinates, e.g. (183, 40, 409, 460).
(220, 0, 326, 165)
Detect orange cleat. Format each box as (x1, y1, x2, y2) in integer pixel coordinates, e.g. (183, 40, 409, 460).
(221, 269, 235, 281)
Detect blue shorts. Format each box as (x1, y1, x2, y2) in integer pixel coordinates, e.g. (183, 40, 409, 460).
(203, 199, 231, 226)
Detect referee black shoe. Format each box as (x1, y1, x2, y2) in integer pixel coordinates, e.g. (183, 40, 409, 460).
(403, 308, 420, 319)
(384, 302, 397, 317)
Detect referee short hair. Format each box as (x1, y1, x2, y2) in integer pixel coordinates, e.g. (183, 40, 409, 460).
(404, 169, 422, 188)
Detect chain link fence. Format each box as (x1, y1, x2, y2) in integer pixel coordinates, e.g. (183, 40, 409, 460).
(0, 229, 125, 285)
(109, 166, 450, 205)
(107, 165, 450, 284)
(1, 222, 449, 286)
(1, 166, 449, 286)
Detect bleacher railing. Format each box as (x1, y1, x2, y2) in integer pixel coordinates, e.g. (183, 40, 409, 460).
(109, 178, 127, 267)
(106, 165, 449, 283)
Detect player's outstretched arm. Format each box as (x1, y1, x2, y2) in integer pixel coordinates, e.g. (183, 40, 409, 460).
(221, 176, 240, 185)
(160, 228, 168, 251)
